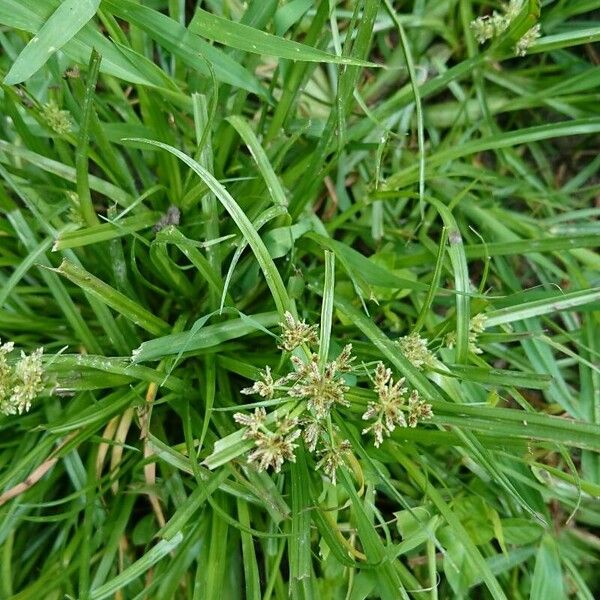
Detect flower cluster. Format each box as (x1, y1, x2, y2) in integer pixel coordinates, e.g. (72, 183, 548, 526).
(397, 332, 435, 370)
(470, 1, 520, 43)
(234, 409, 301, 473)
(241, 366, 279, 399)
(446, 313, 488, 355)
(362, 363, 432, 447)
(315, 439, 352, 485)
(235, 314, 433, 479)
(0, 342, 44, 416)
(235, 312, 355, 482)
(515, 24, 541, 56)
(288, 345, 354, 419)
(278, 311, 319, 352)
(41, 100, 72, 135)
(470, 1, 541, 57)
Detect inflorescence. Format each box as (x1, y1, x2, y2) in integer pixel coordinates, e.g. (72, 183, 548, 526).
(362, 363, 433, 447)
(41, 100, 72, 135)
(234, 312, 434, 482)
(397, 332, 436, 370)
(470, 1, 541, 57)
(0, 341, 45, 416)
(446, 313, 488, 355)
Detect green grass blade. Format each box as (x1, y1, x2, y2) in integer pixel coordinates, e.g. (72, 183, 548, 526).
(444, 365, 552, 389)
(530, 535, 566, 600)
(318, 250, 335, 368)
(431, 199, 470, 363)
(53, 213, 159, 251)
(190, 8, 374, 66)
(132, 312, 279, 363)
(89, 533, 184, 600)
(54, 259, 170, 336)
(384, 118, 600, 189)
(485, 288, 600, 327)
(3, 0, 100, 85)
(226, 115, 288, 207)
(103, 0, 266, 96)
(529, 27, 600, 54)
(393, 451, 507, 600)
(289, 451, 313, 598)
(0, 235, 52, 308)
(125, 138, 291, 316)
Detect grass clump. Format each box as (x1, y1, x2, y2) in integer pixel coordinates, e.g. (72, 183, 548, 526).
(1, 1, 600, 598)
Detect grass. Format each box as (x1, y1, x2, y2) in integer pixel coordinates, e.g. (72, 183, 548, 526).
(0, 0, 600, 598)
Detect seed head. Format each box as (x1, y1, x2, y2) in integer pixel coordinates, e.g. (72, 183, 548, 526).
(234, 407, 267, 438)
(407, 390, 433, 428)
(279, 311, 319, 352)
(315, 439, 351, 485)
(301, 415, 323, 453)
(362, 362, 431, 447)
(470, 313, 487, 334)
(246, 419, 301, 473)
(1, 347, 44, 416)
(288, 351, 351, 419)
(504, 0, 523, 21)
(240, 366, 277, 399)
(397, 333, 434, 370)
(333, 344, 355, 373)
(362, 362, 409, 447)
(445, 313, 488, 354)
(470, 1, 523, 45)
(0, 341, 15, 407)
(515, 24, 541, 56)
(373, 361, 408, 404)
(41, 101, 72, 135)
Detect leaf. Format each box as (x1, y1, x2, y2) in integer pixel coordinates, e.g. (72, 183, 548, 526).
(89, 532, 184, 600)
(384, 118, 600, 189)
(0, 140, 134, 208)
(190, 8, 375, 66)
(237, 499, 262, 600)
(447, 365, 552, 389)
(125, 137, 292, 316)
(274, 0, 312, 36)
(154, 227, 227, 302)
(54, 259, 170, 336)
(3, 205, 101, 354)
(288, 451, 313, 596)
(4, 0, 101, 85)
(304, 232, 430, 292)
(485, 287, 600, 326)
(440, 524, 477, 597)
(339, 469, 407, 600)
(0, 234, 52, 307)
(158, 470, 229, 541)
(529, 27, 600, 55)
(263, 220, 313, 259)
(53, 213, 160, 251)
(0, 6, 161, 87)
(500, 518, 543, 545)
(131, 312, 280, 363)
(431, 199, 470, 363)
(530, 535, 566, 600)
(226, 115, 288, 207)
(394, 452, 507, 600)
(103, 0, 266, 96)
(433, 403, 600, 450)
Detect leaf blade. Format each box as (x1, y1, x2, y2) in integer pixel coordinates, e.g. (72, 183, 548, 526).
(4, 0, 101, 85)
(190, 8, 375, 66)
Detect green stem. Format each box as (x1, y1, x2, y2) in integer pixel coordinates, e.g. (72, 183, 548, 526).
(76, 49, 102, 227)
